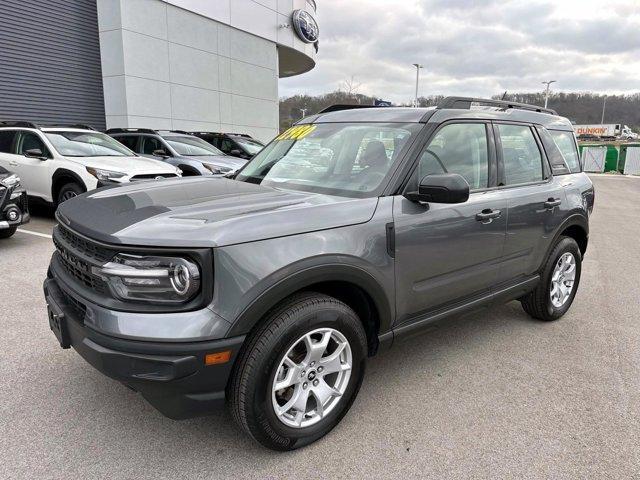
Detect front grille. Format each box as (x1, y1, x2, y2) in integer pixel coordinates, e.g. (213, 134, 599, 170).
(53, 224, 113, 295)
(54, 244, 108, 294)
(57, 224, 114, 263)
(130, 173, 177, 181)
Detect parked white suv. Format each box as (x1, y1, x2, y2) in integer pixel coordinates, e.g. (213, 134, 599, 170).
(0, 122, 181, 205)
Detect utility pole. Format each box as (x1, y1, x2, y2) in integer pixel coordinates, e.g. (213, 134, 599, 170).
(542, 80, 556, 108)
(412, 63, 423, 108)
(601, 95, 607, 124)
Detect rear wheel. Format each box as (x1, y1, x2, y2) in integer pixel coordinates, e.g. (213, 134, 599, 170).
(229, 292, 367, 450)
(0, 226, 17, 239)
(57, 182, 84, 205)
(521, 236, 582, 321)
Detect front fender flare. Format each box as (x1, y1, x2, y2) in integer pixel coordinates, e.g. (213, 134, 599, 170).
(226, 262, 394, 338)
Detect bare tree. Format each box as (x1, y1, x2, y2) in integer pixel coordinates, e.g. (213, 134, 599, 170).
(339, 75, 362, 97)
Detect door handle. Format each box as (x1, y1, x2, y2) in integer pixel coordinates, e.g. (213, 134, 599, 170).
(9, 161, 18, 166)
(544, 198, 562, 209)
(476, 209, 502, 223)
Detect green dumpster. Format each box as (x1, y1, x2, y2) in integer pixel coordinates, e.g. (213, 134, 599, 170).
(604, 145, 619, 172)
(619, 143, 640, 173)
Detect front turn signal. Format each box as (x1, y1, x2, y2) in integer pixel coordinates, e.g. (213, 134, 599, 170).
(205, 350, 232, 366)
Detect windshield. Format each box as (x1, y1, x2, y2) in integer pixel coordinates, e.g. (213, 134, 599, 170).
(232, 136, 264, 155)
(236, 122, 420, 197)
(164, 136, 224, 156)
(45, 131, 134, 157)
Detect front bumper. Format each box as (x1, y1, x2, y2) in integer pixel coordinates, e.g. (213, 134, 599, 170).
(43, 276, 245, 419)
(0, 188, 29, 229)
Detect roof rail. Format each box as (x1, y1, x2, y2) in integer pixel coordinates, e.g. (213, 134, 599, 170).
(105, 128, 157, 134)
(0, 121, 39, 129)
(168, 130, 191, 135)
(437, 96, 557, 115)
(44, 123, 96, 130)
(317, 104, 378, 114)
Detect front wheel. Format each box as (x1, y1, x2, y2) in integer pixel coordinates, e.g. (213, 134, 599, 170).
(229, 293, 367, 450)
(521, 236, 582, 321)
(57, 182, 84, 206)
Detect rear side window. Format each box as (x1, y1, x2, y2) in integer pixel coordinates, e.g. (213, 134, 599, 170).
(418, 123, 489, 190)
(0, 130, 17, 153)
(116, 136, 139, 152)
(496, 124, 543, 185)
(549, 130, 581, 173)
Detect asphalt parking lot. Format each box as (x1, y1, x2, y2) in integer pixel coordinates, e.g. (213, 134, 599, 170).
(1, 175, 639, 479)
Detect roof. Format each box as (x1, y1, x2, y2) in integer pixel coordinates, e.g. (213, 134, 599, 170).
(298, 98, 574, 130)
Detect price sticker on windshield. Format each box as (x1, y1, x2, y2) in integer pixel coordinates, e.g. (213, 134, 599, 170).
(276, 125, 316, 141)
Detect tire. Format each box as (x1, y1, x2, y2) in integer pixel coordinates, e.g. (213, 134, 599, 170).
(57, 182, 84, 205)
(0, 226, 17, 239)
(521, 236, 582, 321)
(229, 292, 367, 451)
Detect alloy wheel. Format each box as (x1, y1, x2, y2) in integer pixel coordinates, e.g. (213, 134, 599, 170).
(550, 252, 576, 308)
(271, 328, 352, 428)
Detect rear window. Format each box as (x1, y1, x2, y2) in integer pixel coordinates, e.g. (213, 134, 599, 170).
(0, 130, 17, 153)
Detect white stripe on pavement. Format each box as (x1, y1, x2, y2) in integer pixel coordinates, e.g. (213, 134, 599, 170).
(16, 229, 53, 239)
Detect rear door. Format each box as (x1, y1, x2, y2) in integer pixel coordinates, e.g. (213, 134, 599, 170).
(393, 121, 507, 324)
(11, 131, 53, 199)
(494, 122, 566, 282)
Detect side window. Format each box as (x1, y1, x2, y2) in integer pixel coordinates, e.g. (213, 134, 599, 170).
(496, 124, 543, 185)
(117, 136, 138, 152)
(220, 139, 234, 153)
(17, 132, 50, 157)
(549, 130, 581, 173)
(0, 130, 17, 153)
(418, 123, 489, 190)
(141, 137, 162, 155)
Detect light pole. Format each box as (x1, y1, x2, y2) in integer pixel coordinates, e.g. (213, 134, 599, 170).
(412, 63, 423, 108)
(542, 80, 556, 108)
(601, 95, 607, 124)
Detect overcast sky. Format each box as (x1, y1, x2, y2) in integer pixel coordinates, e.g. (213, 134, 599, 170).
(279, 0, 640, 103)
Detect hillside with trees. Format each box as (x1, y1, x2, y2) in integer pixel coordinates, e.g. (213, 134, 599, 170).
(280, 91, 640, 132)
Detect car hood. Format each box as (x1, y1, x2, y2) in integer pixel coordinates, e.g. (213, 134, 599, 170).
(69, 156, 178, 175)
(57, 177, 378, 247)
(189, 155, 247, 171)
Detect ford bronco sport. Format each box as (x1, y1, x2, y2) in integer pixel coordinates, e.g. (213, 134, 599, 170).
(44, 98, 594, 450)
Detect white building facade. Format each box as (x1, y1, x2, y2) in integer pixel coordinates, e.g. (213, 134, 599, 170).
(97, 0, 318, 141)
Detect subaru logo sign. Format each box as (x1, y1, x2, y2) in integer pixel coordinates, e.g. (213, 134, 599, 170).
(292, 9, 319, 44)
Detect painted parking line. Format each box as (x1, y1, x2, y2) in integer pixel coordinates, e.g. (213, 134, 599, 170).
(17, 229, 53, 239)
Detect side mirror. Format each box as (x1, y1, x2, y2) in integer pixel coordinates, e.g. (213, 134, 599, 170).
(230, 149, 243, 157)
(24, 148, 46, 159)
(153, 149, 169, 158)
(407, 173, 470, 204)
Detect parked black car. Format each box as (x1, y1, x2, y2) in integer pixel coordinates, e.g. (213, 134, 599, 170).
(0, 166, 29, 238)
(45, 98, 593, 450)
(191, 131, 264, 159)
(107, 129, 247, 175)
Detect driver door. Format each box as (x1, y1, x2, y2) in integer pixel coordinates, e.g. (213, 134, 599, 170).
(393, 122, 507, 325)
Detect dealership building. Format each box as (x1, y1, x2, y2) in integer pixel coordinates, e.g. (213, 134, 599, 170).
(0, 0, 318, 141)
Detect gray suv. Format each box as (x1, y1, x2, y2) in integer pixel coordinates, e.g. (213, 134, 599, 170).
(44, 98, 594, 451)
(107, 128, 247, 175)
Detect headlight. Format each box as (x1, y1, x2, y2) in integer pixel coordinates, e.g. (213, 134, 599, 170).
(86, 167, 126, 181)
(1, 174, 20, 188)
(202, 163, 232, 175)
(93, 254, 201, 304)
